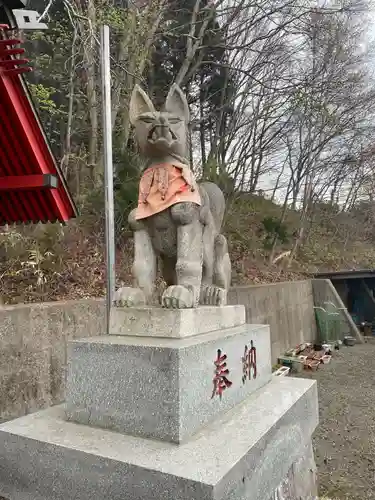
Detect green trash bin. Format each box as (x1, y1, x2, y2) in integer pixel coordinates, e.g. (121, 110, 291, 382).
(314, 305, 343, 343)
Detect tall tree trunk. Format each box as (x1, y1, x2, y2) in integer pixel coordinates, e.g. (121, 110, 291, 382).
(269, 177, 292, 263)
(199, 73, 206, 167)
(61, 27, 78, 177)
(86, 0, 99, 185)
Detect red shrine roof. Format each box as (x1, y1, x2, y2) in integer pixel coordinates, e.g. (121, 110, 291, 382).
(0, 24, 77, 224)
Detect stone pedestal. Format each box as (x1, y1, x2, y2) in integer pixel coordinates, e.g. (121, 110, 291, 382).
(0, 305, 319, 500)
(0, 378, 318, 500)
(109, 304, 246, 337)
(65, 323, 271, 443)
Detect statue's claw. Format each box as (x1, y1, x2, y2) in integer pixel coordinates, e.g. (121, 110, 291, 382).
(161, 285, 195, 309)
(199, 285, 227, 306)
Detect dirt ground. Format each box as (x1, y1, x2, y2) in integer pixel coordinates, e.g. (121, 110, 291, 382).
(297, 343, 375, 500)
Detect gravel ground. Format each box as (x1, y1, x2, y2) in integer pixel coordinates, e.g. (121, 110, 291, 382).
(297, 343, 375, 500)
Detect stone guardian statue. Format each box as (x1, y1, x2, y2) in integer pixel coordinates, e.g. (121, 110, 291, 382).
(113, 84, 231, 308)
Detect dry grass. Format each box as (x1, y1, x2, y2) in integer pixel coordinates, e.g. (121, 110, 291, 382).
(2, 194, 375, 304)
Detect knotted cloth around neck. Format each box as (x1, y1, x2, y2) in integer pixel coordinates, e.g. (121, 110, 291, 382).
(135, 163, 201, 220)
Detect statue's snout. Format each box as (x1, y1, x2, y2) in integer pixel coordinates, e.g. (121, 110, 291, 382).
(148, 120, 176, 148)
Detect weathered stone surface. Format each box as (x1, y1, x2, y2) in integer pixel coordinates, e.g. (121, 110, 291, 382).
(0, 377, 318, 500)
(65, 324, 271, 443)
(270, 440, 317, 500)
(0, 299, 105, 422)
(109, 305, 246, 338)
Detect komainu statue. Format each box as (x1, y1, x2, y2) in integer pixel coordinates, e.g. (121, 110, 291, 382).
(113, 84, 231, 309)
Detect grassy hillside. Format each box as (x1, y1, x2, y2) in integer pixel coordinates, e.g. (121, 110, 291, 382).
(225, 195, 375, 280)
(2, 194, 375, 304)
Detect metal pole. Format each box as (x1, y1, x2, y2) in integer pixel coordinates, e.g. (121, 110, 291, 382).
(100, 25, 115, 333)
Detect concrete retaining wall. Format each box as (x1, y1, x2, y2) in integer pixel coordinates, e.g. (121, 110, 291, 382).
(0, 299, 105, 422)
(228, 281, 317, 364)
(0, 281, 316, 422)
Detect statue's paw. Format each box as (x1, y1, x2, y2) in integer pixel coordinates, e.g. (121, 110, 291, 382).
(113, 287, 146, 307)
(162, 285, 194, 309)
(199, 285, 227, 306)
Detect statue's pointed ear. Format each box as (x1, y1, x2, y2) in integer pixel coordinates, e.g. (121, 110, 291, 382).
(165, 84, 190, 122)
(129, 85, 155, 125)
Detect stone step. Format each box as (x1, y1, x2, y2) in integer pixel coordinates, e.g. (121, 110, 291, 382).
(109, 305, 246, 338)
(0, 377, 318, 500)
(65, 323, 271, 443)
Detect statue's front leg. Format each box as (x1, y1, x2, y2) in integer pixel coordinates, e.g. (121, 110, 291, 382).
(114, 209, 156, 307)
(200, 234, 229, 306)
(162, 203, 203, 309)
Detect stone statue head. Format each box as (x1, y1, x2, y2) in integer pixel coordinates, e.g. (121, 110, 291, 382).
(129, 84, 190, 163)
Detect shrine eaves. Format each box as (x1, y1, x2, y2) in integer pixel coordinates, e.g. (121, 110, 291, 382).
(0, 0, 77, 224)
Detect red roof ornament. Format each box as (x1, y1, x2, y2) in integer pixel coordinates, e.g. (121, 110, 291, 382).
(0, 22, 77, 224)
